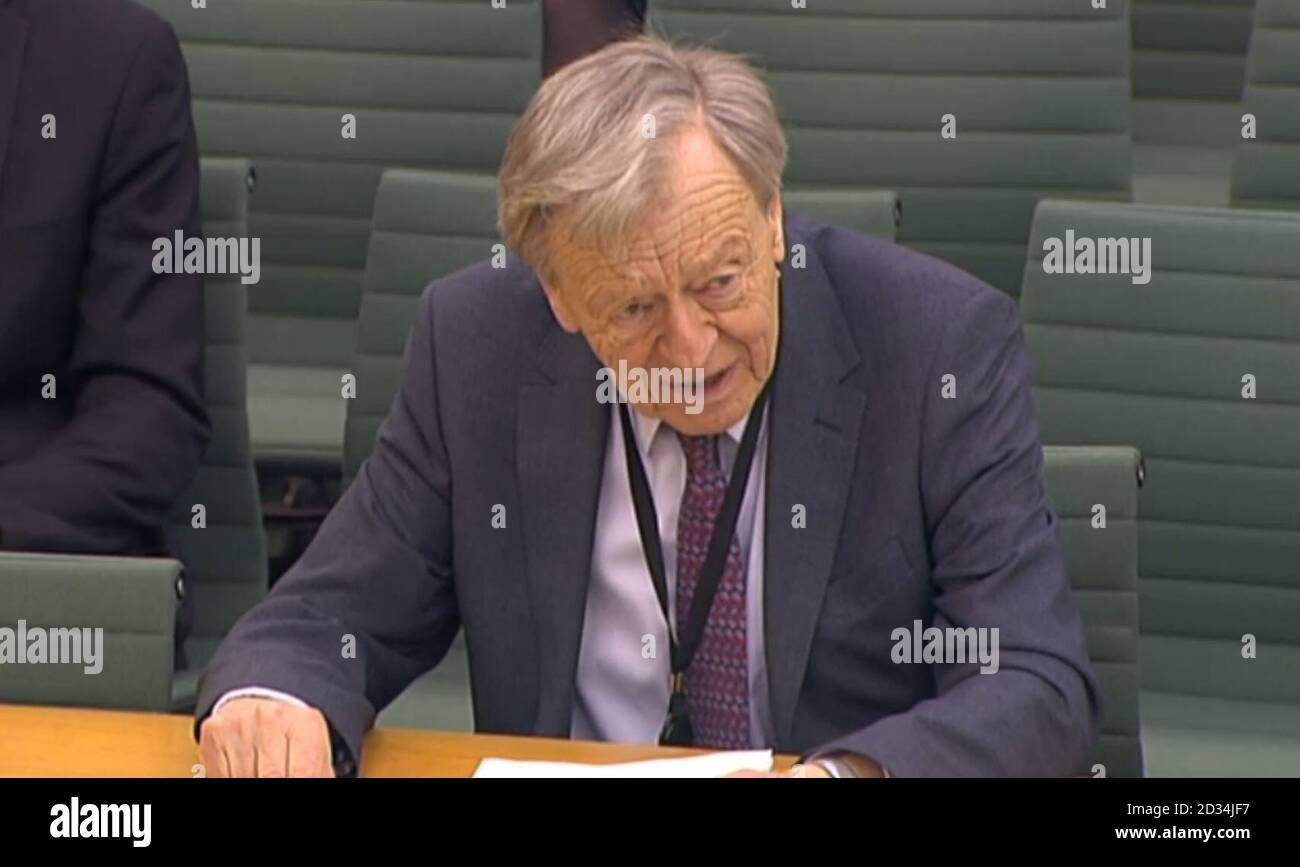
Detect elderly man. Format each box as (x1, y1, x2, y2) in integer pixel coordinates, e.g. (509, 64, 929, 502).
(197, 36, 1099, 778)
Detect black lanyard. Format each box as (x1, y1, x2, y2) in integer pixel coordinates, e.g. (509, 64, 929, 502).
(616, 380, 771, 745)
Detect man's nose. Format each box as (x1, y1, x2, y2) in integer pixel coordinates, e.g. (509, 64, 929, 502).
(658, 295, 715, 370)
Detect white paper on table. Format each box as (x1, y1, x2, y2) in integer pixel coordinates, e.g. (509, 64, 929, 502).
(473, 749, 774, 778)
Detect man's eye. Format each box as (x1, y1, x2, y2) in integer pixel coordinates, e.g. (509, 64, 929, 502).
(615, 299, 652, 322)
(702, 273, 740, 297)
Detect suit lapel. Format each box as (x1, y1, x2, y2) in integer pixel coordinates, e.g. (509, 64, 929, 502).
(0, 3, 27, 186)
(517, 309, 609, 736)
(763, 217, 866, 749)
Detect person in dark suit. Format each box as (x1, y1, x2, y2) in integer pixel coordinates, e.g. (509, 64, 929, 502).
(543, 0, 647, 77)
(197, 36, 1099, 778)
(0, 0, 208, 558)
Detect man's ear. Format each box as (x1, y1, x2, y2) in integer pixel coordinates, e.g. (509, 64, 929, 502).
(541, 280, 582, 334)
(767, 194, 785, 265)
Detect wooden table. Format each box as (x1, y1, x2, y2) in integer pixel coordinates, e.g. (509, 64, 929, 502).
(0, 703, 797, 777)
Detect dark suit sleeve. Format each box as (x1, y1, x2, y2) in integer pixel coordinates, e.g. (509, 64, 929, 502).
(0, 22, 208, 554)
(195, 285, 460, 771)
(808, 287, 1102, 776)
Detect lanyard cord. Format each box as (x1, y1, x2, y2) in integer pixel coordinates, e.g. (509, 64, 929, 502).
(616, 379, 772, 676)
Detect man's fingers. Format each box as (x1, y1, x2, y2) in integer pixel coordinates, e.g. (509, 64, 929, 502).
(197, 717, 231, 778)
(252, 708, 291, 777)
(198, 713, 252, 778)
(198, 698, 332, 778)
(286, 713, 334, 778)
(223, 714, 258, 778)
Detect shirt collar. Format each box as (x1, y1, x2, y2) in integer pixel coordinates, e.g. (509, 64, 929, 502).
(625, 405, 751, 461)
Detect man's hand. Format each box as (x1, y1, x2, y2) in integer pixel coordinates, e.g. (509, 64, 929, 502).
(727, 764, 833, 778)
(726, 753, 886, 778)
(198, 698, 335, 777)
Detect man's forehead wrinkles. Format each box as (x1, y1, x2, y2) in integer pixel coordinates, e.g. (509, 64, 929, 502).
(644, 202, 752, 254)
(674, 215, 753, 266)
(693, 232, 752, 266)
(556, 168, 760, 307)
(670, 188, 754, 227)
(568, 251, 615, 286)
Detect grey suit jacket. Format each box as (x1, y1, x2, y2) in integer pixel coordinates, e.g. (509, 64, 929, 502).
(196, 212, 1101, 776)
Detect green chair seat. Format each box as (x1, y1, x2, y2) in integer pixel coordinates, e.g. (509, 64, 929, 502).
(1143, 691, 1300, 777)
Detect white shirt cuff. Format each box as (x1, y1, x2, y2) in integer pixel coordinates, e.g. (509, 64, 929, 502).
(212, 686, 310, 716)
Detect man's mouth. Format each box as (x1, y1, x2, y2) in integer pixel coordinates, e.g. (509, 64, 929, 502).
(701, 363, 737, 398)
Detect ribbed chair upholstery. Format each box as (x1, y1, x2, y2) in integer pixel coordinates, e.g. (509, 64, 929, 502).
(168, 158, 268, 710)
(345, 170, 501, 490)
(0, 553, 180, 710)
(1132, 0, 1256, 100)
(1023, 199, 1300, 776)
(139, 0, 542, 469)
(652, 0, 1133, 295)
(783, 189, 899, 241)
(1042, 446, 1144, 778)
(1231, 0, 1300, 211)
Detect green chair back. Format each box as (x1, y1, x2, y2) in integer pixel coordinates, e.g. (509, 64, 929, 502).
(1023, 199, 1300, 775)
(653, 0, 1133, 295)
(1230, 0, 1300, 210)
(0, 554, 180, 710)
(139, 0, 542, 468)
(1043, 445, 1143, 778)
(168, 158, 268, 709)
(1132, 0, 1255, 100)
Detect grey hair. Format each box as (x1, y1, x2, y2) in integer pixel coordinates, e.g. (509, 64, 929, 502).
(497, 34, 787, 286)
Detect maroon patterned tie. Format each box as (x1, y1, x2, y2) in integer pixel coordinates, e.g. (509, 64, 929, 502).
(675, 433, 751, 749)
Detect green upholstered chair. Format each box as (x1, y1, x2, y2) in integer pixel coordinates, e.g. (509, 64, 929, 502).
(0, 158, 265, 712)
(652, 0, 1133, 295)
(1230, 0, 1300, 211)
(1023, 199, 1300, 776)
(1128, 1, 1253, 207)
(1042, 446, 1144, 778)
(0, 553, 180, 710)
(138, 0, 542, 470)
(1132, 0, 1255, 101)
(783, 189, 900, 241)
(168, 158, 268, 711)
(345, 170, 501, 491)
